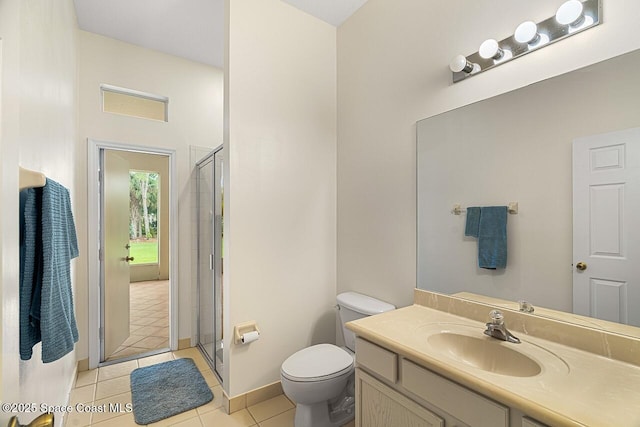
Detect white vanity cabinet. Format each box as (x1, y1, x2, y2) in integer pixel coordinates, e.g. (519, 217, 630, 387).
(354, 337, 549, 427)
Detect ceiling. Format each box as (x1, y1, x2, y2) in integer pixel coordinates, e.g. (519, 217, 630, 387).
(73, 0, 368, 69)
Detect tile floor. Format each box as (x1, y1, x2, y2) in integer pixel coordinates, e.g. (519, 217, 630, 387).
(107, 280, 169, 361)
(66, 347, 356, 427)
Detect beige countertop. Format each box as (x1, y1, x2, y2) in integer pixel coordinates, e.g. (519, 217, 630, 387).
(347, 304, 640, 427)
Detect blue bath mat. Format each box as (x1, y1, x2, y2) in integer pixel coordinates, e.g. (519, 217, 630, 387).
(130, 358, 213, 425)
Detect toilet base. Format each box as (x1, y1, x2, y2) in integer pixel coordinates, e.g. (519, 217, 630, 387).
(293, 401, 354, 427)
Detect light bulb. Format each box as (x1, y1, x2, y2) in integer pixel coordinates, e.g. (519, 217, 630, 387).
(449, 55, 481, 74)
(479, 39, 503, 60)
(449, 55, 472, 73)
(514, 21, 540, 44)
(556, 0, 584, 26)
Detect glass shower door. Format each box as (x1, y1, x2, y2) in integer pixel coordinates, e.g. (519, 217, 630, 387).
(213, 149, 224, 375)
(197, 146, 224, 380)
(197, 156, 215, 362)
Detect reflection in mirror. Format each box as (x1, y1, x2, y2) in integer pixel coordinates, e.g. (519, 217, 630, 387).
(417, 49, 640, 334)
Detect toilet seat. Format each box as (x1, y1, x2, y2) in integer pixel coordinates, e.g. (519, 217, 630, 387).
(281, 344, 354, 383)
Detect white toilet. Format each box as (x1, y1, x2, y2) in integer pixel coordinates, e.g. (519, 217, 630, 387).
(281, 292, 395, 427)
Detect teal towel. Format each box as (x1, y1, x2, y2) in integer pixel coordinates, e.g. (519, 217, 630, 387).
(20, 189, 43, 358)
(19, 179, 79, 362)
(477, 206, 507, 269)
(465, 207, 481, 237)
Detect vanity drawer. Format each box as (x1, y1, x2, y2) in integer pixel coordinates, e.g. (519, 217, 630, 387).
(355, 337, 398, 383)
(401, 358, 508, 427)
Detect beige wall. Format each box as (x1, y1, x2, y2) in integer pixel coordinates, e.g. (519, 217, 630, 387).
(76, 31, 224, 359)
(336, 0, 640, 309)
(0, 0, 78, 425)
(225, 0, 337, 396)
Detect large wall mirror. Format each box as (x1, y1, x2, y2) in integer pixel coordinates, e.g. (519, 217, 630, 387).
(417, 48, 640, 335)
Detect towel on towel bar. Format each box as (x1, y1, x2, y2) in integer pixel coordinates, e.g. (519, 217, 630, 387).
(464, 207, 481, 237)
(477, 206, 507, 269)
(20, 179, 79, 362)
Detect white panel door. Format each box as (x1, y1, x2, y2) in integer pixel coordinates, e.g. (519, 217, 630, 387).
(103, 150, 132, 358)
(573, 127, 640, 326)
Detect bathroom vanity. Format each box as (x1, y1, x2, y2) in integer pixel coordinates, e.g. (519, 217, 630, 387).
(346, 290, 640, 427)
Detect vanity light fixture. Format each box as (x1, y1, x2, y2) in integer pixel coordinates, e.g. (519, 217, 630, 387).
(450, 0, 601, 83)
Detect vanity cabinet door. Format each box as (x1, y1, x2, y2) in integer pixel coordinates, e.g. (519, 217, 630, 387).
(356, 368, 444, 427)
(401, 359, 509, 427)
(522, 417, 547, 427)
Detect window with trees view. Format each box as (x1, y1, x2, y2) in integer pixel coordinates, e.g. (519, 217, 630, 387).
(129, 171, 159, 265)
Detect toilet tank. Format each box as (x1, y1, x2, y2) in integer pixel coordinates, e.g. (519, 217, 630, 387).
(337, 292, 395, 352)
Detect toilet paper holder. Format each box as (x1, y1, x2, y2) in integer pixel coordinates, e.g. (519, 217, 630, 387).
(234, 321, 261, 344)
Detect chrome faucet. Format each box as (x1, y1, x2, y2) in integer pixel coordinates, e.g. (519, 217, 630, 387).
(484, 310, 521, 343)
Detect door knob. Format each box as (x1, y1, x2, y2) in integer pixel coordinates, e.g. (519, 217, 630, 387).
(124, 256, 135, 262)
(576, 262, 587, 271)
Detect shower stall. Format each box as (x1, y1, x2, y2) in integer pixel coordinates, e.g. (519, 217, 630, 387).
(196, 146, 224, 380)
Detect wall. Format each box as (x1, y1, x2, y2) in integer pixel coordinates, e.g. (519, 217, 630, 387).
(336, 0, 640, 309)
(0, 0, 78, 425)
(76, 31, 224, 361)
(225, 0, 337, 396)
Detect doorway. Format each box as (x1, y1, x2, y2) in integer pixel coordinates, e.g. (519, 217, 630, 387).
(572, 127, 640, 326)
(196, 146, 224, 381)
(88, 140, 178, 368)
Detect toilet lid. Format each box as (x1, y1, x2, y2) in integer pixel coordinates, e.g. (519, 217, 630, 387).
(281, 344, 354, 382)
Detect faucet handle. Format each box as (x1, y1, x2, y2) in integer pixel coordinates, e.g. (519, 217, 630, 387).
(488, 309, 504, 324)
(518, 300, 534, 313)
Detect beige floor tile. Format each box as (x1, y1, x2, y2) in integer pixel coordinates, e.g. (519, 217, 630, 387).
(144, 311, 167, 319)
(107, 346, 148, 361)
(198, 369, 221, 388)
(135, 336, 168, 349)
(173, 349, 210, 371)
(98, 360, 138, 381)
(147, 409, 199, 427)
(150, 318, 168, 327)
(120, 334, 146, 347)
(138, 351, 174, 367)
(95, 375, 131, 400)
(131, 316, 159, 326)
(153, 327, 170, 337)
(69, 384, 96, 405)
(257, 409, 295, 427)
(169, 416, 203, 427)
(196, 385, 224, 415)
(247, 395, 294, 423)
(134, 326, 164, 336)
(91, 392, 133, 424)
(75, 370, 98, 388)
(91, 413, 137, 427)
(64, 408, 92, 427)
(199, 409, 257, 427)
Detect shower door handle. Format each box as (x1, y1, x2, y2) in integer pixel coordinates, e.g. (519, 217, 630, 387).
(209, 253, 214, 270)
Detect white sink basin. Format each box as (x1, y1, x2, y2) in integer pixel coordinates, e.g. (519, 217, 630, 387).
(427, 332, 542, 377)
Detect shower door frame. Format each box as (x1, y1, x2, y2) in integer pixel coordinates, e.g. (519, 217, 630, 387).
(196, 144, 224, 382)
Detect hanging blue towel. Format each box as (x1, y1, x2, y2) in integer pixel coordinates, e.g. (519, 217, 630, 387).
(464, 207, 481, 237)
(19, 179, 79, 363)
(477, 206, 508, 269)
(20, 189, 43, 359)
